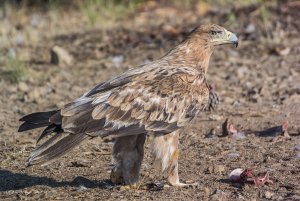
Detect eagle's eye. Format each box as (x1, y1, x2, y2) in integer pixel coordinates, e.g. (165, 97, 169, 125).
(210, 30, 217, 35)
(209, 30, 222, 36)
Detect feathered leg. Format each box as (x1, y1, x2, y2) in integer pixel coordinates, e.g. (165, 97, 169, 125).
(110, 134, 146, 186)
(152, 130, 193, 187)
(204, 82, 220, 111)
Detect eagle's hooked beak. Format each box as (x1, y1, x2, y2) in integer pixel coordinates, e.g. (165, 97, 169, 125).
(227, 30, 239, 48)
(212, 29, 239, 48)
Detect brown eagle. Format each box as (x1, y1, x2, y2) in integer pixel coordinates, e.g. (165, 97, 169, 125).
(18, 24, 238, 188)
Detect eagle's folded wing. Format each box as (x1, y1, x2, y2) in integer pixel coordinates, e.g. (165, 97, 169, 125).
(25, 66, 209, 165)
(60, 67, 209, 138)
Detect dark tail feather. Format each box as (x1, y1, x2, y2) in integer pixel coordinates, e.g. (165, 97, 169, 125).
(18, 110, 86, 166)
(18, 110, 58, 132)
(19, 111, 57, 123)
(18, 122, 52, 132)
(37, 124, 62, 143)
(27, 132, 88, 166)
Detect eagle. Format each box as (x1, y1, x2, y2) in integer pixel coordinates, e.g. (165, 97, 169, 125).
(18, 24, 238, 188)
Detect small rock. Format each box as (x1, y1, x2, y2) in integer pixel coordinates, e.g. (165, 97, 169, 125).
(204, 187, 211, 197)
(15, 34, 25, 46)
(211, 189, 228, 201)
(275, 47, 290, 56)
(214, 165, 226, 173)
(229, 50, 239, 57)
(292, 145, 300, 151)
(264, 191, 274, 199)
(30, 13, 41, 27)
(111, 55, 124, 68)
(259, 84, 270, 97)
(50, 46, 73, 67)
(206, 128, 218, 138)
(236, 66, 249, 79)
(7, 85, 17, 92)
(69, 160, 89, 167)
(209, 114, 222, 121)
(232, 132, 246, 140)
(77, 185, 87, 191)
(227, 153, 240, 158)
(222, 118, 234, 136)
(8, 48, 17, 59)
(208, 164, 225, 174)
(245, 24, 256, 34)
(18, 82, 29, 92)
(229, 168, 243, 182)
(223, 96, 234, 104)
(27, 88, 40, 102)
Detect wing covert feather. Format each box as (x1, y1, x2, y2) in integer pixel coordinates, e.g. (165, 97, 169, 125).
(94, 67, 209, 134)
(60, 66, 209, 138)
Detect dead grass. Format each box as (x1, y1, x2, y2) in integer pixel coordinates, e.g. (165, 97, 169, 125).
(1, 57, 28, 83)
(77, 0, 143, 26)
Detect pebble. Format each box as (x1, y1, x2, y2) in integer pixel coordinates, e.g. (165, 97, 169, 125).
(111, 55, 124, 68)
(204, 187, 211, 197)
(30, 13, 41, 27)
(18, 82, 29, 92)
(209, 114, 222, 121)
(245, 23, 256, 34)
(26, 87, 49, 103)
(292, 144, 300, 150)
(227, 153, 240, 158)
(232, 132, 246, 140)
(15, 34, 25, 46)
(228, 168, 243, 182)
(236, 66, 249, 79)
(223, 97, 234, 104)
(213, 164, 226, 173)
(50, 46, 73, 67)
(8, 48, 17, 58)
(264, 191, 274, 199)
(76, 185, 87, 191)
(208, 165, 225, 173)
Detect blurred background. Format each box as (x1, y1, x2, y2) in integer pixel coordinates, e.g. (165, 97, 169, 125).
(1, 1, 300, 200)
(0, 0, 299, 107)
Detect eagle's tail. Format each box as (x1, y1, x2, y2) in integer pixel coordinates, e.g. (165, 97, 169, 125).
(18, 111, 58, 132)
(27, 132, 88, 166)
(18, 110, 88, 166)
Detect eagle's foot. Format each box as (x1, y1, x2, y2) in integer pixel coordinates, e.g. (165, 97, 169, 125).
(110, 169, 123, 185)
(167, 181, 198, 188)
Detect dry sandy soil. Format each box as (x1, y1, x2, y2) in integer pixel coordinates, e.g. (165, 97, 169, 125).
(0, 1, 300, 200)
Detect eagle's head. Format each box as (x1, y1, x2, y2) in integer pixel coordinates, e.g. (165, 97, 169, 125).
(191, 24, 238, 48)
(165, 24, 239, 73)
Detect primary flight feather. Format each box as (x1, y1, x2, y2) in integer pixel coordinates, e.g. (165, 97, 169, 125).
(18, 24, 238, 187)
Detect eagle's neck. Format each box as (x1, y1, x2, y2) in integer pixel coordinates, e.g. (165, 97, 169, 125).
(164, 37, 214, 74)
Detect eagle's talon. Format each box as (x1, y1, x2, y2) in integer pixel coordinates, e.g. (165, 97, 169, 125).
(168, 181, 198, 188)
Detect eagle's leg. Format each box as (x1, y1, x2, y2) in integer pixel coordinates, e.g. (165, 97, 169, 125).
(205, 82, 220, 111)
(152, 130, 191, 187)
(110, 134, 146, 186)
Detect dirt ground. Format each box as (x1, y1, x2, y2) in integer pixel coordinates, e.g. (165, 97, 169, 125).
(0, 1, 300, 200)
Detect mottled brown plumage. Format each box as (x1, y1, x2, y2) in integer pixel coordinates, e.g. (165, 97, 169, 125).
(18, 24, 238, 187)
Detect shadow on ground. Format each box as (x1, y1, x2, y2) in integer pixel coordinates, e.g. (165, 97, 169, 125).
(0, 169, 113, 191)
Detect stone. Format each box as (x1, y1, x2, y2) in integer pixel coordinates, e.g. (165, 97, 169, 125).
(209, 114, 222, 121)
(18, 82, 29, 92)
(264, 191, 274, 199)
(50, 46, 73, 67)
